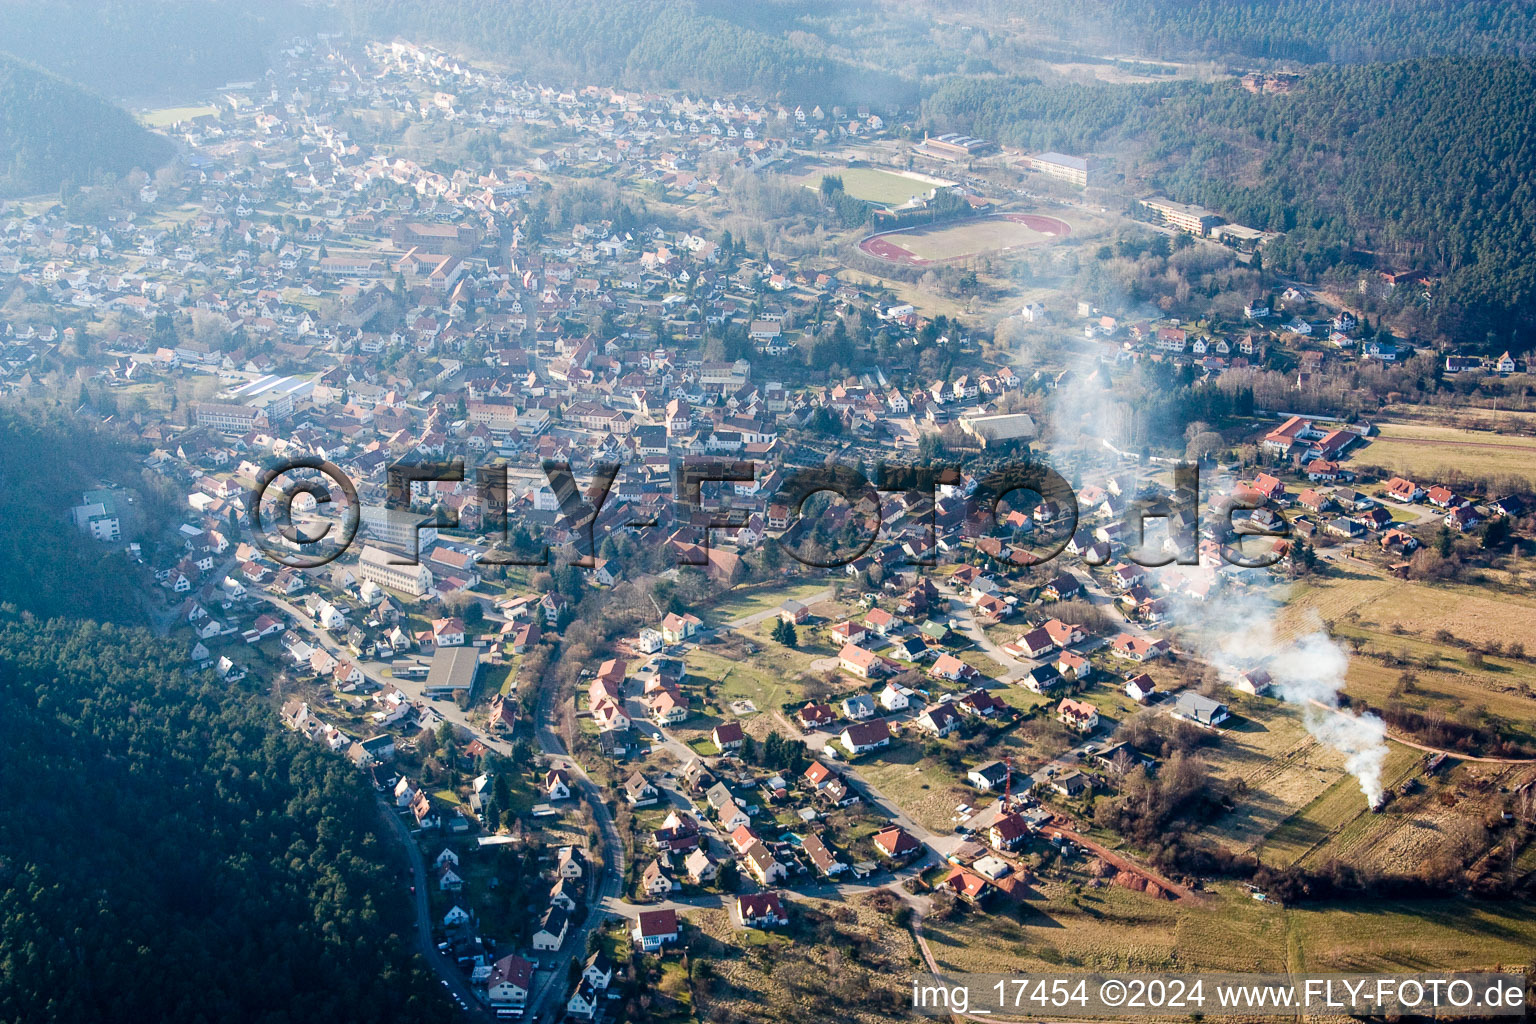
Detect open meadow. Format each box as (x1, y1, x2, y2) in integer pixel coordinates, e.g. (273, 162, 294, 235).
(1277, 569, 1536, 745)
(1352, 421, 1536, 486)
(926, 877, 1536, 983)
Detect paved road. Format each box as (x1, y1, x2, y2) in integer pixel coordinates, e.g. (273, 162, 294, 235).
(946, 595, 1030, 682)
(375, 795, 488, 1019)
(527, 674, 627, 1023)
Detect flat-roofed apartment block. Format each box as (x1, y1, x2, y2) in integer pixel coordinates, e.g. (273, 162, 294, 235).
(390, 220, 480, 257)
(1140, 196, 1222, 236)
(467, 397, 521, 432)
(360, 504, 440, 552)
(72, 488, 121, 541)
(423, 645, 480, 697)
(193, 401, 269, 433)
(357, 544, 434, 596)
(1028, 151, 1093, 187)
(922, 132, 996, 159)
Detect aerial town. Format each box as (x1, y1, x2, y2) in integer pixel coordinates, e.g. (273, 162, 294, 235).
(6, 24, 1536, 1024)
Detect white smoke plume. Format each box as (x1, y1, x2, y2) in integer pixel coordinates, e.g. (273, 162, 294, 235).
(1175, 586, 1389, 808)
(1009, 308, 1389, 806)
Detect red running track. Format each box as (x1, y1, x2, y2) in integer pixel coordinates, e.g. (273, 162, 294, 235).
(858, 212, 1073, 266)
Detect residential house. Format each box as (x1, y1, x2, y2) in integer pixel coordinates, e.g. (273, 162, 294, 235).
(840, 720, 892, 756)
(624, 771, 660, 806)
(735, 891, 789, 928)
(1124, 673, 1158, 702)
(1174, 692, 1230, 726)
(532, 906, 569, 951)
(632, 909, 679, 951)
(545, 768, 573, 800)
(486, 954, 534, 1008)
(967, 760, 1011, 791)
(873, 824, 921, 861)
(1057, 698, 1099, 733)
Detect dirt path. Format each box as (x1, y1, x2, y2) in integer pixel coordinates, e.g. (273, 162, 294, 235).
(1306, 699, 1536, 764)
(1044, 825, 1201, 902)
(1381, 731, 1536, 764)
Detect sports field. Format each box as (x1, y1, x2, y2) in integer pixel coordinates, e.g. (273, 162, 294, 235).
(859, 212, 1073, 266)
(799, 165, 947, 205)
(1354, 422, 1536, 485)
(142, 104, 220, 127)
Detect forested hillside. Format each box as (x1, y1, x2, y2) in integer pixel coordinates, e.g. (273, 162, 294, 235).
(1166, 58, 1536, 339)
(340, 0, 914, 105)
(894, 0, 1536, 65)
(0, 54, 172, 196)
(0, 617, 449, 1023)
(924, 57, 1536, 341)
(0, 406, 151, 623)
(0, 1, 313, 101)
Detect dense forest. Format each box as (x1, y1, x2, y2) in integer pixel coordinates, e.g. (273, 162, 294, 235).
(925, 57, 1536, 342)
(0, 616, 449, 1023)
(499, 0, 1536, 87)
(955, 0, 1536, 65)
(340, 0, 915, 106)
(0, 53, 172, 196)
(0, 412, 447, 1022)
(0, 1, 313, 101)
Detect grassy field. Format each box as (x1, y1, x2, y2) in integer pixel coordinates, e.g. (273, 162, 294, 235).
(882, 216, 1067, 261)
(1288, 897, 1536, 971)
(797, 165, 946, 205)
(684, 639, 841, 741)
(1354, 421, 1536, 485)
(1256, 741, 1420, 868)
(1201, 704, 1352, 856)
(926, 877, 1536, 978)
(1278, 568, 1536, 744)
(706, 579, 834, 624)
(923, 879, 1288, 974)
(680, 896, 921, 1024)
(856, 738, 969, 834)
(141, 104, 219, 127)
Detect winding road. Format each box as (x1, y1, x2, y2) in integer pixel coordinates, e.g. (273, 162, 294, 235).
(376, 795, 487, 1016)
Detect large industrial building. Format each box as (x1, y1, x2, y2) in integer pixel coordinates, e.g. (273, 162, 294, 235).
(958, 412, 1037, 447)
(921, 132, 996, 160)
(423, 645, 481, 697)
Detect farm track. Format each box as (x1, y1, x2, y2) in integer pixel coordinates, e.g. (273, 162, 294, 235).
(1307, 696, 1536, 764)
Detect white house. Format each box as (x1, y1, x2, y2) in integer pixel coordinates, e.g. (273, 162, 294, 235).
(486, 954, 533, 1008)
(633, 909, 679, 951)
(532, 906, 569, 951)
